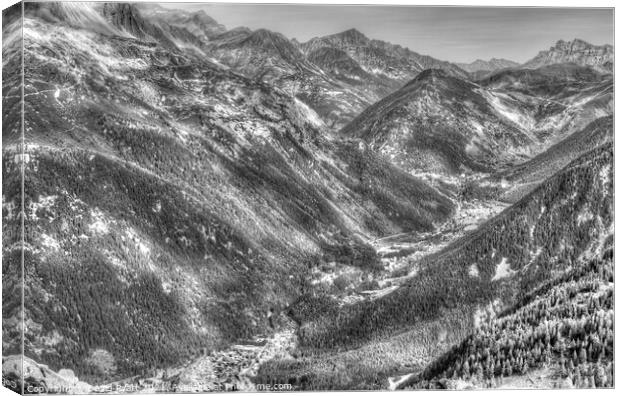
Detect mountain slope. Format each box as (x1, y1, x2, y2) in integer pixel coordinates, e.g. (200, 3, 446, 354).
(340, 69, 535, 175)
(498, 116, 613, 201)
(2, 4, 25, 379)
(2, 1, 22, 146)
(478, 63, 613, 153)
(301, 28, 469, 81)
(457, 58, 519, 73)
(259, 144, 613, 389)
(201, 26, 394, 129)
(306, 47, 372, 83)
(303, 143, 613, 348)
(522, 39, 613, 73)
(203, 26, 469, 129)
(480, 63, 611, 97)
(405, 249, 613, 389)
(2, 3, 455, 385)
(136, 3, 226, 42)
(344, 62, 609, 179)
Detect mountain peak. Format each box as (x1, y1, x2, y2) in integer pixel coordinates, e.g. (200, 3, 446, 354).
(249, 28, 290, 43)
(523, 38, 613, 71)
(190, 9, 219, 24)
(554, 38, 591, 49)
(335, 28, 369, 43)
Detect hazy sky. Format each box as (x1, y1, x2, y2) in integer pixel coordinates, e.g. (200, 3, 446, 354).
(163, 4, 613, 63)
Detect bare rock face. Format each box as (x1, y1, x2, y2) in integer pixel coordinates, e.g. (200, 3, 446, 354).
(457, 58, 519, 73)
(522, 39, 613, 72)
(136, 3, 226, 42)
(340, 68, 537, 175)
(300, 28, 469, 82)
(101, 3, 149, 39)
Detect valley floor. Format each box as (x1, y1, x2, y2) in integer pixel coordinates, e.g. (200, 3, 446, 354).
(152, 189, 509, 390)
(309, 194, 508, 306)
(140, 316, 299, 392)
(7, 163, 609, 392)
(47, 185, 505, 392)
(173, 192, 509, 390)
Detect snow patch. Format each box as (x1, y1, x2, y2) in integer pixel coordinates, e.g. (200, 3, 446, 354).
(68, 196, 86, 212)
(465, 140, 480, 155)
(473, 299, 502, 329)
(294, 98, 324, 128)
(126, 227, 151, 257)
(28, 195, 58, 222)
(39, 195, 58, 209)
(232, 120, 271, 139)
(468, 263, 480, 278)
(482, 90, 534, 130)
(471, 120, 485, 137)
(491, 257, 515, 281)
(88, 208, 109, 235)
(41, 233, 60, 252)
(577, 208, 594, 225)
(3, 198, 16, 220)
(599, 164, 611, 192)
(388, 373, 415, 391)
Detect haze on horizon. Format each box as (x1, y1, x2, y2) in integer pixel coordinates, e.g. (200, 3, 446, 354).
(160, 4, 613, 64)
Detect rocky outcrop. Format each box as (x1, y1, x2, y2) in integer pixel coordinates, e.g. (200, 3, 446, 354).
(522, 38, 613, 72)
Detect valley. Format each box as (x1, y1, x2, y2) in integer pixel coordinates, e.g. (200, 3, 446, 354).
(1, 2, 614, 393)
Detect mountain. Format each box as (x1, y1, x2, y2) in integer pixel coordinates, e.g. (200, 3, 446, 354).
(336, 53, 612, 179)
(136, 3, 226, 42)
(306, 46, 371, 82)
(457, 58, 519, 73)
(498, 116, 613, 201)
(2, 5, 24, 385)
(26, 2, 123, 36)
(340, 69, 536, 175)
(3, 2, 455, 385)
(341, 61, 610, 179)
(478, 63, 613, 148)
(259, 143, 613, 389)
(204, 28, 314, 79)
(522, 39, 613, 73)
(300, 28, 470, 82)
(2, 2, 614, 392)
(2, 1, 22, 145)
(197, 26, 393, 129)
(22, 3, 387, 132)
(480, 63, 611, 96)
(101, 2, 229, 54)
(405, 249, 613, 389)
(202, 26, 471, 129)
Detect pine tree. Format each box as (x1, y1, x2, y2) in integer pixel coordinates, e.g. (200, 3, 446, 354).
(588, 375, 596, 388)
(595, 364, 607, 388)
(573, 369, 582, 388)
(462, 360, 470, 379)
(579, 347, 587, 364)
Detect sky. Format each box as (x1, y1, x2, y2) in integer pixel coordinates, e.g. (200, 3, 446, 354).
(161, 4, 613, 63)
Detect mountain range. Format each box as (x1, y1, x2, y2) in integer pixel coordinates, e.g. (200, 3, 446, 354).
(1, 1, 614, 392)
(457, 58, 520, 73)
(522, 39, 613, 73)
